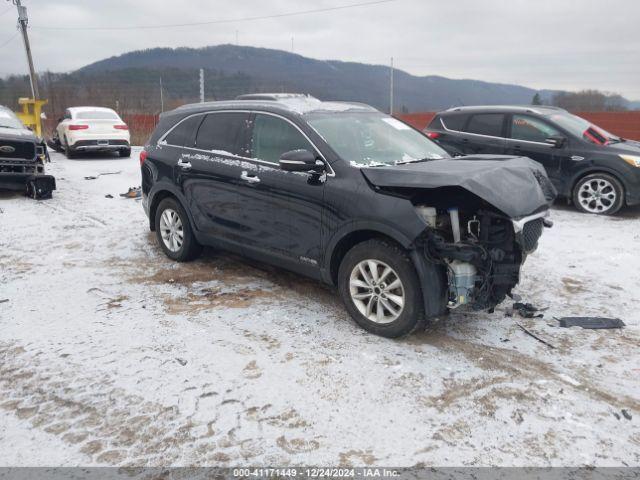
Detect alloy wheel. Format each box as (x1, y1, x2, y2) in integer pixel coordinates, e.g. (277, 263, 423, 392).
(349, 259, 405, 324)
(159, 208, 184, 252)
(578, 178, 617, 213)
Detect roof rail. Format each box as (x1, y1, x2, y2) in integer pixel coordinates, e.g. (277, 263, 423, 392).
(444, 104, 567, 114)
(235, 93, 317, 101)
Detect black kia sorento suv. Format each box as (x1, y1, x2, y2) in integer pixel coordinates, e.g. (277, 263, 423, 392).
(141, 94, 555, 337)
(425, 105, 640, 215)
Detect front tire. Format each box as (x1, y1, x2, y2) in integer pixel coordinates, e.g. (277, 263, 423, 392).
(338, 239, 426, 338)
(154, 197, 202, 262)
(119, 148, 131, 158)
(573, 173, 624, 215)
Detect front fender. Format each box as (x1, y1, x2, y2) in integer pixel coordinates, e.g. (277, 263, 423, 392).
(321, 218, 424, 285)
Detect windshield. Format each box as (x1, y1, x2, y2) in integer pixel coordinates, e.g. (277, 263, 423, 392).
(76, 110, 119, 120)
(548, 112, 620, 145)
(306, 112, 449, 166)
(0, 109, 25, 129)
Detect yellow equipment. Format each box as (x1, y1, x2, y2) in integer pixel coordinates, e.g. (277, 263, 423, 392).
(15, 97, 48, 138)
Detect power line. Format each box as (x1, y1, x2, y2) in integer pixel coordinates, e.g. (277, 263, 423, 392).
(0, 31, 18, 49)
(31, 0, 398, 31)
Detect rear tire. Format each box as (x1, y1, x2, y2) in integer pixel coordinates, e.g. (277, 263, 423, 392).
(119, 148, 131, 158)
(338, 239, 426, 338)
(64, 139, 75, 159)
(573, 173, 624, 215)
(154, 197, 202, 262)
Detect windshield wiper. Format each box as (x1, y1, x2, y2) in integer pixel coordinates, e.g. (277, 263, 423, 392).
(395, 157, 444, 165)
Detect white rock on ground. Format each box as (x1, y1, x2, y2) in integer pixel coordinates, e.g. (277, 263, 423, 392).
(0, 149, 638, 467)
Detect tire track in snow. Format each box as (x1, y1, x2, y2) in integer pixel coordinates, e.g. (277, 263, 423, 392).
(0, 342, 317, 466)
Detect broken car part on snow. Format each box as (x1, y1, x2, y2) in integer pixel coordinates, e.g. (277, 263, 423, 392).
(557, 317, 625, 329)
(140, 95, 556, 337)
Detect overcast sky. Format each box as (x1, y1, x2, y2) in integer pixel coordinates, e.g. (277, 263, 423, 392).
(1, 0, 639, 99)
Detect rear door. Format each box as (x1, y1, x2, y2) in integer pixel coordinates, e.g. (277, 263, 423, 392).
(177, 111, 251, 245)
(505, 114, 568, 182)
(460, 113, 507, 155)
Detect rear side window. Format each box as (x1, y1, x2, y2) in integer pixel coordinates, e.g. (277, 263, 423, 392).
(164, 115, 202, 147)
(426, 116, 441, 130)
(195, 112, 249, 155)
(440, 114, 468, 131)
(466, 114, 505, 137)
(250, 114, 314, 163)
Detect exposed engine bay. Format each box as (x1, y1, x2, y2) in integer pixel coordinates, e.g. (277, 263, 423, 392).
(359, 155, 557, 313)
(417, 204, 551, 311)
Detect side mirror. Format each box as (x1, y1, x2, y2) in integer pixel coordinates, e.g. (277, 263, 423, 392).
(279, 149, 321, 172)
(545, 135, 566, 148)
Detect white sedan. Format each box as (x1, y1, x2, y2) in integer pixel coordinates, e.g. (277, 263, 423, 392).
(54, 107, 131, 158)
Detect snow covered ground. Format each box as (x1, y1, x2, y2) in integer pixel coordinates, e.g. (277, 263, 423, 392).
(0, 149, 638, 467)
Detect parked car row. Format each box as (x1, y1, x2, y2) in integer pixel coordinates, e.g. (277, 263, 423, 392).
(4, 95, 638, 336)
(140, 94, 555, 337)
(424, 105, 640, 215)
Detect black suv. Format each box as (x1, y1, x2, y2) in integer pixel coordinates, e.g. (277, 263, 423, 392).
(425, 105, 640, 215)
(141, 94, 554, 337)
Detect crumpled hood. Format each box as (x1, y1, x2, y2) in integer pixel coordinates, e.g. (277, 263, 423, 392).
(360, 155, 555, 218)
(0, 126, 38, 142)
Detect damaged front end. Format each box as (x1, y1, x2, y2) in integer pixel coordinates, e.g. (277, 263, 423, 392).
(0, 131, 56, 199)
(418, 205, 552, 311)
(360, 155, 557, 313)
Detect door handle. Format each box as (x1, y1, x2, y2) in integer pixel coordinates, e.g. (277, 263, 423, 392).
(177, 159, 192, 169)
(240, 171, 260, 183)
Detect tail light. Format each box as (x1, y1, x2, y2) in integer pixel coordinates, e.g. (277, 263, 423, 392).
(426, 131, 441, 139)
(114, 124, 129, 130)
(69, 124, 89, 130)
(139, 149, 148, 167)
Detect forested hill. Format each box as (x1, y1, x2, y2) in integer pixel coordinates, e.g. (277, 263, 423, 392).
(76, 44, 548, 112)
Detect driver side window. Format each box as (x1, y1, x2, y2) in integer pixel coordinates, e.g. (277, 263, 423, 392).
(511, 115, 561, 143)
(250, 114, 314, 163)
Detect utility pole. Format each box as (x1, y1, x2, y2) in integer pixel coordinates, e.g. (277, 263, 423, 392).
(13, 0, 39, 100)
(159, 77, 164, 112)
(389, 57, 394, 115)
(199, 68, 204, 103)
